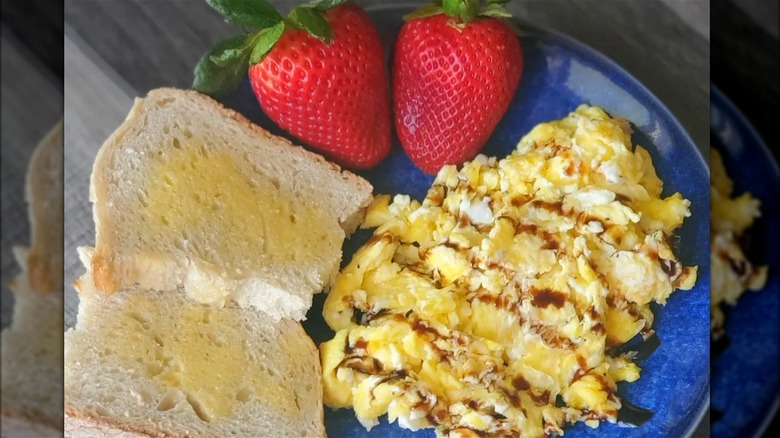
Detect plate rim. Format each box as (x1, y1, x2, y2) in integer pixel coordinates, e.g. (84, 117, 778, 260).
(710, 84, 780, 438)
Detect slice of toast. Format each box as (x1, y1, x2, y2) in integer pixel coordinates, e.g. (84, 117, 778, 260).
(88, 88, 373, 321)
(65, 265, 326, 438)
(1, 119, 64, 436)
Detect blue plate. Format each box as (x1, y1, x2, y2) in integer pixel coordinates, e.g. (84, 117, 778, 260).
(222, 5, 710, 437)
(710, 86, 780, 437)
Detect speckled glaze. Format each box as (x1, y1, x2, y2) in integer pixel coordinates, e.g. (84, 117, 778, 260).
(222, 7, 710, 438)
(710, 86, 780, 438)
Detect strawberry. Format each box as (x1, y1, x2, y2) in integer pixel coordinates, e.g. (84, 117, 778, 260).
(194, 0, 390, 169)
(393, 0, 523, 174)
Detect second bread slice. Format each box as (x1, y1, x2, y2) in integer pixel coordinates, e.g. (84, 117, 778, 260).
(66, 268, 325, 437)
(88, 88, 373, 320)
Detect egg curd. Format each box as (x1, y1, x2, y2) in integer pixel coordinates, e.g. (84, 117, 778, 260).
(320, 105, 697, 437)
(710, 149, 767, 338)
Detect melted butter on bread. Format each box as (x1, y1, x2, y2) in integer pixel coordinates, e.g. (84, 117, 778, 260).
(106, 293, 296, 421)
(140, 139, 340, 269)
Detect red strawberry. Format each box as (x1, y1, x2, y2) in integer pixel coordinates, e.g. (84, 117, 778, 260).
(195, 0, 390, 169)
(393, 1, 523, 174)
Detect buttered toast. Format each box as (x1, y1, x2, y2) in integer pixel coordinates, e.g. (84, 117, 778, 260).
(65, 265, 325, 438)
(87, 88, 372, 321)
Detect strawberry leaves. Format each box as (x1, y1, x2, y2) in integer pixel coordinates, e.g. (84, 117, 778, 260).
(478, 3, 512, 18)
(287, 7, 333, 42)
(194, 35, 253, 97)
(443, 0, 479, 22)
(194, 0, 347, 97)
(405, 0, 514, 23)
(249, 21, 286, 63)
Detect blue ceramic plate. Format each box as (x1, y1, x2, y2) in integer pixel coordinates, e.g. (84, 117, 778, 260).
(710, 86, 780, 438)
(223, 5, 710, 437)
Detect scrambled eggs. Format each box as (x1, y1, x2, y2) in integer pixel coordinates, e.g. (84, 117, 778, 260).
(710, 148, 767, 338)
(320, 105, 698, 436)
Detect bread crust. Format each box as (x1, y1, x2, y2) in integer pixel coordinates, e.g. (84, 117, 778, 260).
(65, 408, 327, 438)
(65, 408, 169, 438)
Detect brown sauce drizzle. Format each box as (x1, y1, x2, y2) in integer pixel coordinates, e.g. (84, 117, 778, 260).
(442, 240, 464, 251)
(510, 196, 528, 207)
(364, 308, 391, 322)
(540, 232, 561, 251)
(512, 375, 531, 391)
(535, 200, 564, 215)
(530, 390, 551, 406)
(412, 319, 440, 337)
(659, 259, 675, 276)
(427, 185, 445, 206)
(498, 386, 522, 408)
(425, 406, 449, 425)
(593, 373, 617, 399)
(515, 222, 560, 252)
(474, 293, 517, 313)
(643, 246, 660, 261)
(373, 369, 410, 388)
(587, 307, 606, 334)
(531, 288, 566, 309)
(614, 193, 631, 204)
(411, 320, 453, 363)
(338, 356, 384, 375)
(625, 302, 643, 320)
(572, 355, 589, 382)
(515, 223, 539, 234)
(577, 213, 607, 234)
